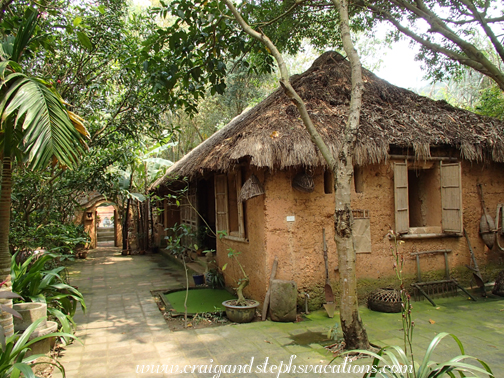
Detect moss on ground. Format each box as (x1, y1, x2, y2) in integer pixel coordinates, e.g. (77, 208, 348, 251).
(164, 289, 236, 313)
(299, 262, 503, 311)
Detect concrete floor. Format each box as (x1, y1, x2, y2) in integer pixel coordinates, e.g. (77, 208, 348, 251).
(53, 246, 503, 377)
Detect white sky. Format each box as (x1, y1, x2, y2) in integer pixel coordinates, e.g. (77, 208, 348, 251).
(372, 40, 428, 90)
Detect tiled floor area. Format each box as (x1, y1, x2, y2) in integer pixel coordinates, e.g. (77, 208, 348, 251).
(53, 247, 504, 377)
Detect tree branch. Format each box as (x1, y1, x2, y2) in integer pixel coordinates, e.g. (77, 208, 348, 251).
(358, 0, 504, 91)
(442, 16, 504, 25)
(222, 0, 336, 169)
(255, 0, 306, 28)
(458, 0, 504, 64)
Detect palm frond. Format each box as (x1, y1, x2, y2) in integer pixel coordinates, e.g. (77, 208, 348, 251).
(0, 73, 87, 169)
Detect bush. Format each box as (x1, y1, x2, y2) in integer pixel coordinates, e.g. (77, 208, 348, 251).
(11, 253, 86, 337)
(10, 222, 90, 258)
(0, 318, 77, 378)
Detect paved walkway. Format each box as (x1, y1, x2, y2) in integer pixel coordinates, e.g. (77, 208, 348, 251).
(54, 247, 504, 378)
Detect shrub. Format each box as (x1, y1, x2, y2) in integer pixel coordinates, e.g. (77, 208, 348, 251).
(11, 253, 86, 337)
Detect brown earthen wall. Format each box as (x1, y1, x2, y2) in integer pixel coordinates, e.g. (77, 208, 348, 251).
(352, 159, 504, 281)
(259, 159, 504, 307)
(263, 168, 338, 305)
(79, 203, 122, 249)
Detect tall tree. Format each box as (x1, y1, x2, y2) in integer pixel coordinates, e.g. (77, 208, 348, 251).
(0, 10, 88, 337)
(222, 0, 369, 351)
(31, 0, 173, 146)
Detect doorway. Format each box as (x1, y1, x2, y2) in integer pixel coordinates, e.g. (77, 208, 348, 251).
(96, 204, 115, 246)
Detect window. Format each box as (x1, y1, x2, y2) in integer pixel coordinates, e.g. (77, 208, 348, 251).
(324, 169, 333, 194)
(180, 189, 198, 249)
(215, 172, 246, 240)
(394, 161, 462, 236)
(354, 165, 364, 193)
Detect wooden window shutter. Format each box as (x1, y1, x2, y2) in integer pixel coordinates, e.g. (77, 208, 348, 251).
(394, 162, 409, 234)
(215, 174, 229, 233)
(163, 199, 168, 229)
(236, 170, 245, 239)
(440, 162, 463, 234)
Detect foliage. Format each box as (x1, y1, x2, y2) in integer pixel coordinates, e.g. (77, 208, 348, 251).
(164, 222, 198, 327)
(150, 0, 504, 92)
(22, 0, 173, 146)
(0, 5, 89, 337)
(9, 166, 94, 256)
(204, 250, 224, 290)
(0, 317, 77, 378)
(474, 85, 504, 120)
(0, 9, 88, 168)
(221, 243, 249, 306)
(11, 253, 86, 337)
(0, 282, 23, 320)
(327, 322, 340, 341)
(10, 221, 89, 259)
(165, 60, 275, 160)
(165, 223, 196, 259)
(355, 332, 494, 378)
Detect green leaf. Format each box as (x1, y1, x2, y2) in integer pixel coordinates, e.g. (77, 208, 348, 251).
(76, 31, 93, 51)
(47, 308, 73, 343)
(73, 16, 83, 27)
(11, 363, 36, 378)
(129, 192, 146, 202)
(0, 75, 86, 169)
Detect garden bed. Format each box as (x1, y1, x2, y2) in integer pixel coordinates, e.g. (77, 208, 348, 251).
(152, 288, 236, 332)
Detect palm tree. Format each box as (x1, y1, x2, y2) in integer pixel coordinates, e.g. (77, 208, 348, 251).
(0, 11, 88, 337)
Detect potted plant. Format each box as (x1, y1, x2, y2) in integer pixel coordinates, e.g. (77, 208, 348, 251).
(204, 249, 224, 288)
(221, 249, 260, 323)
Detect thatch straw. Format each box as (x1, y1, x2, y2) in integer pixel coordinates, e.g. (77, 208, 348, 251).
(152, 51, 504, 187)
(238, 174, 265, 203)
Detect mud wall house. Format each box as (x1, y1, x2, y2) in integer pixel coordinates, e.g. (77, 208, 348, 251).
(151, 52, 504, 309)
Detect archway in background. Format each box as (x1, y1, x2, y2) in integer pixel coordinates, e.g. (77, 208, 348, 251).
(96, 203, 116, 246)
(77, 193, 122, 249)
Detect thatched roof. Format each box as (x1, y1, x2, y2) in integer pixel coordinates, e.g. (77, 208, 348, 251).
(154, 51, 504, 184)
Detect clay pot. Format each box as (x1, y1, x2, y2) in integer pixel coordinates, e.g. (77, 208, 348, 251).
(222, 300, 260, 323)
(25, 321, 58, 356)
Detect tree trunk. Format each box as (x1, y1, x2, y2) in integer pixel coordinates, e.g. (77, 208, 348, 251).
(122, 198, 131, 252)
(333, 148, 369, 349)
(136, 202, 141, 250)
(145, 199, 151, 250)
(122, 170, 135, 253)
(331, 0, 370, 350)
(0, 158, 15, 337)
(150, 201, 155, 247)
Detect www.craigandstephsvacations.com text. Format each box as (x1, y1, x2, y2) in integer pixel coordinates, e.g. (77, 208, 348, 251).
(136, 356, 413, 376)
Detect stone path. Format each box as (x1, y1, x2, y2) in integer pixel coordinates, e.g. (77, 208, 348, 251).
(54, 247, 504, 378)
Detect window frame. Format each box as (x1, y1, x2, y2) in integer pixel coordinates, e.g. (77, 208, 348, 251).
(215, 171, 247, 242)
(394, 160, 463, 238)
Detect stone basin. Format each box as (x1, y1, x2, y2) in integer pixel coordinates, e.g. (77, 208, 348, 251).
(13, 302, 47, 332)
